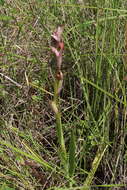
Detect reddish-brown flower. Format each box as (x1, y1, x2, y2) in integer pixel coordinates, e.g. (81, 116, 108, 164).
(51, 26, 64, 71)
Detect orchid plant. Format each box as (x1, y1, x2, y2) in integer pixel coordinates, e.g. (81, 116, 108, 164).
(50, 26, 68, 174)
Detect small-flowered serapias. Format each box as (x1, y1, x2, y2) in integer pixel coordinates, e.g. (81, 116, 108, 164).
(51, 26, 64, 72)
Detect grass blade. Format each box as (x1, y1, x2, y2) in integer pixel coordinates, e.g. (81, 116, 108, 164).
(69, 130, 76, 177)
(82, 145, 108, 190)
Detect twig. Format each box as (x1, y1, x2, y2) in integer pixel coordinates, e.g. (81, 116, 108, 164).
(0, 72, 22, 88)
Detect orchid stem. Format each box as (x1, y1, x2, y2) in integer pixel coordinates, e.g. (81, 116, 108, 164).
(50, 26, 68, 175)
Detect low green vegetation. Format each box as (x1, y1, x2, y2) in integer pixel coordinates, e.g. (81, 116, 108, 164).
(0, 0, 127, 189)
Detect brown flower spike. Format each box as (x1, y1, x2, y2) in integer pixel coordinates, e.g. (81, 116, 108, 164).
(51, 26, 64, 74)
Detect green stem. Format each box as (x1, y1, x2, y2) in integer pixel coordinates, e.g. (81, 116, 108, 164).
(53, 78, 68, 174)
